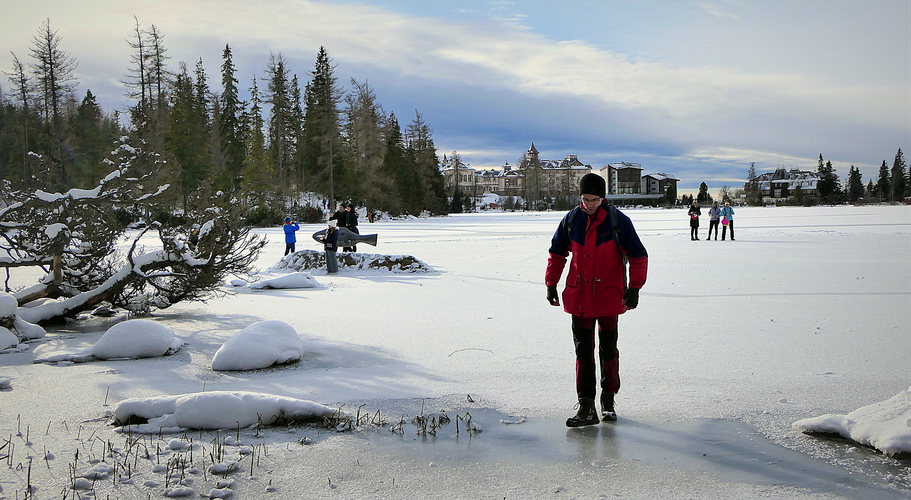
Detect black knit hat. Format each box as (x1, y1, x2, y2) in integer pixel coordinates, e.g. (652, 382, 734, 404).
(579, 173, 606, 198)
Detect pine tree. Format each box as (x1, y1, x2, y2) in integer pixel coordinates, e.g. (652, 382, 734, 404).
(67, 89, 112, 186)
(697, 182, 711, 204)
(240, 76, 273, 202)
(846, 165, 864, 203)
(265, 53, 293, 194)
(166, 62, 211, 211)
(289, 74, 305, 195)
(343, 79, 386, 207)
(816, 154, 840, 204)
(302, 47, 343, 204)
(876, 160, 890, 201)
(3, 54, 36, 188)
(381, 112, 409, 214)
(218, 44, 244, 194)
(405, 110, 446, 214)
(664, 184, 677, 206)
(890, 148, 907, 202)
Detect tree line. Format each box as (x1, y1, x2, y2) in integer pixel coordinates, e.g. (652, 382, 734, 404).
(0, 18, 449, 224)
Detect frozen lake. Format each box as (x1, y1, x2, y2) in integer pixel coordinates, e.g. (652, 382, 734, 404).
(1, 205, 909, 498)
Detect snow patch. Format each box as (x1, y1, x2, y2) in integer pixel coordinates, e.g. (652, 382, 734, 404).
(247, 272, 318, 290)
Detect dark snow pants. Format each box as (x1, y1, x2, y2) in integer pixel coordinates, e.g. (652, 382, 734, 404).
(707, 220, 719, 239)
(722, 221, 735, 240)
(572, 315, 620, 399)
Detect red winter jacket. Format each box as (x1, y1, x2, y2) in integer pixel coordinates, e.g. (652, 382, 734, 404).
(545, 203, 648, 317)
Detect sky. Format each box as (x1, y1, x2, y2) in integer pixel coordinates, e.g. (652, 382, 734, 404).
(1, 0, 909, 192)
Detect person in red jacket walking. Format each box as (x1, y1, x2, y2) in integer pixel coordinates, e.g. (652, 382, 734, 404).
(546, 173, 648, 427)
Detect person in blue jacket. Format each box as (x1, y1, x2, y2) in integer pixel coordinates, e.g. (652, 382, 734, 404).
(283, 217, 300, 255)
(720, 202, 735, 241)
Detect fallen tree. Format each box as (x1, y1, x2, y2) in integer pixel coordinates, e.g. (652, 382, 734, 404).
(1, 140, 265, 324)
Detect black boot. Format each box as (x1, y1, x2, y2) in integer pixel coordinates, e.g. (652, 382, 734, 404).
(601, 393, 617, 422)
(566, 397, 599, 427)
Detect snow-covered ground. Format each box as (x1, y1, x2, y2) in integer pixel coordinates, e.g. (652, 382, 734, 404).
(1, 205, 909, 499)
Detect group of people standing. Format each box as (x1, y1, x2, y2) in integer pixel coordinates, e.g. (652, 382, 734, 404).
(281, 201, 361, 275)
(322, 201, 361, 274)
(330, 202, 360, 252)
(688, 201, 735, 241)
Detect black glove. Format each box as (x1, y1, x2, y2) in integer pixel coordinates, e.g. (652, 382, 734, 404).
(623, 288, 640, 309)
(546, 286, 560, 306)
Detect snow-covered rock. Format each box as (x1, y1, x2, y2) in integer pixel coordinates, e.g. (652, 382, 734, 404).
(90, 319, 182, 360)
(0, 327, 17, 350)
(0, 292, 17, 323)
(211, 320, 304, 371)
(793, 386, 911, 457)
(112, 391, 340, 433)
(273, 249, 434, 273)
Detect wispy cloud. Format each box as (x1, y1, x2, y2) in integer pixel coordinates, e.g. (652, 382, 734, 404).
(699, 1, 743, 21)
(1, 0, 906, 187)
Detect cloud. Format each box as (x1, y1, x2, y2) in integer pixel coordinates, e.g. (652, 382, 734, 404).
(1, 0, 907, 188)
(700, 1, 743, 21)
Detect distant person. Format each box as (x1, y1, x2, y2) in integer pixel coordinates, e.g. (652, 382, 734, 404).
(330, 204, 346, 231)
(344, 202, 360, 252)
(688, 201, 701, 241)
(189, 224, 201, 250)
(720, 202, 735, 241)
(282, 217, 300, 256)
(546, 173, 649, 427)
(324, 219, 339, 274)
(707, 201, 721, 241)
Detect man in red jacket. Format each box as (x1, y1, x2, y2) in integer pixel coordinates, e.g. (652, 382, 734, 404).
(546, 173, 648, 427)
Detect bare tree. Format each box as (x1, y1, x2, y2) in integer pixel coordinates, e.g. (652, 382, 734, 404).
(28, 18, 78, 126)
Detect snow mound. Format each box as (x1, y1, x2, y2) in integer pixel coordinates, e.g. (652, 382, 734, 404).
(14, 316, 46, 340)
(90, 319, 183, 360)
(273, 249, 434, 273)
(0, 327, 17, 350)
(211, 320, 304, 371)
(247, 271, 318, 289)
(793, 386, 911, 457)
(112, 391, 340, 433)
(0, 292, 17, 319)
